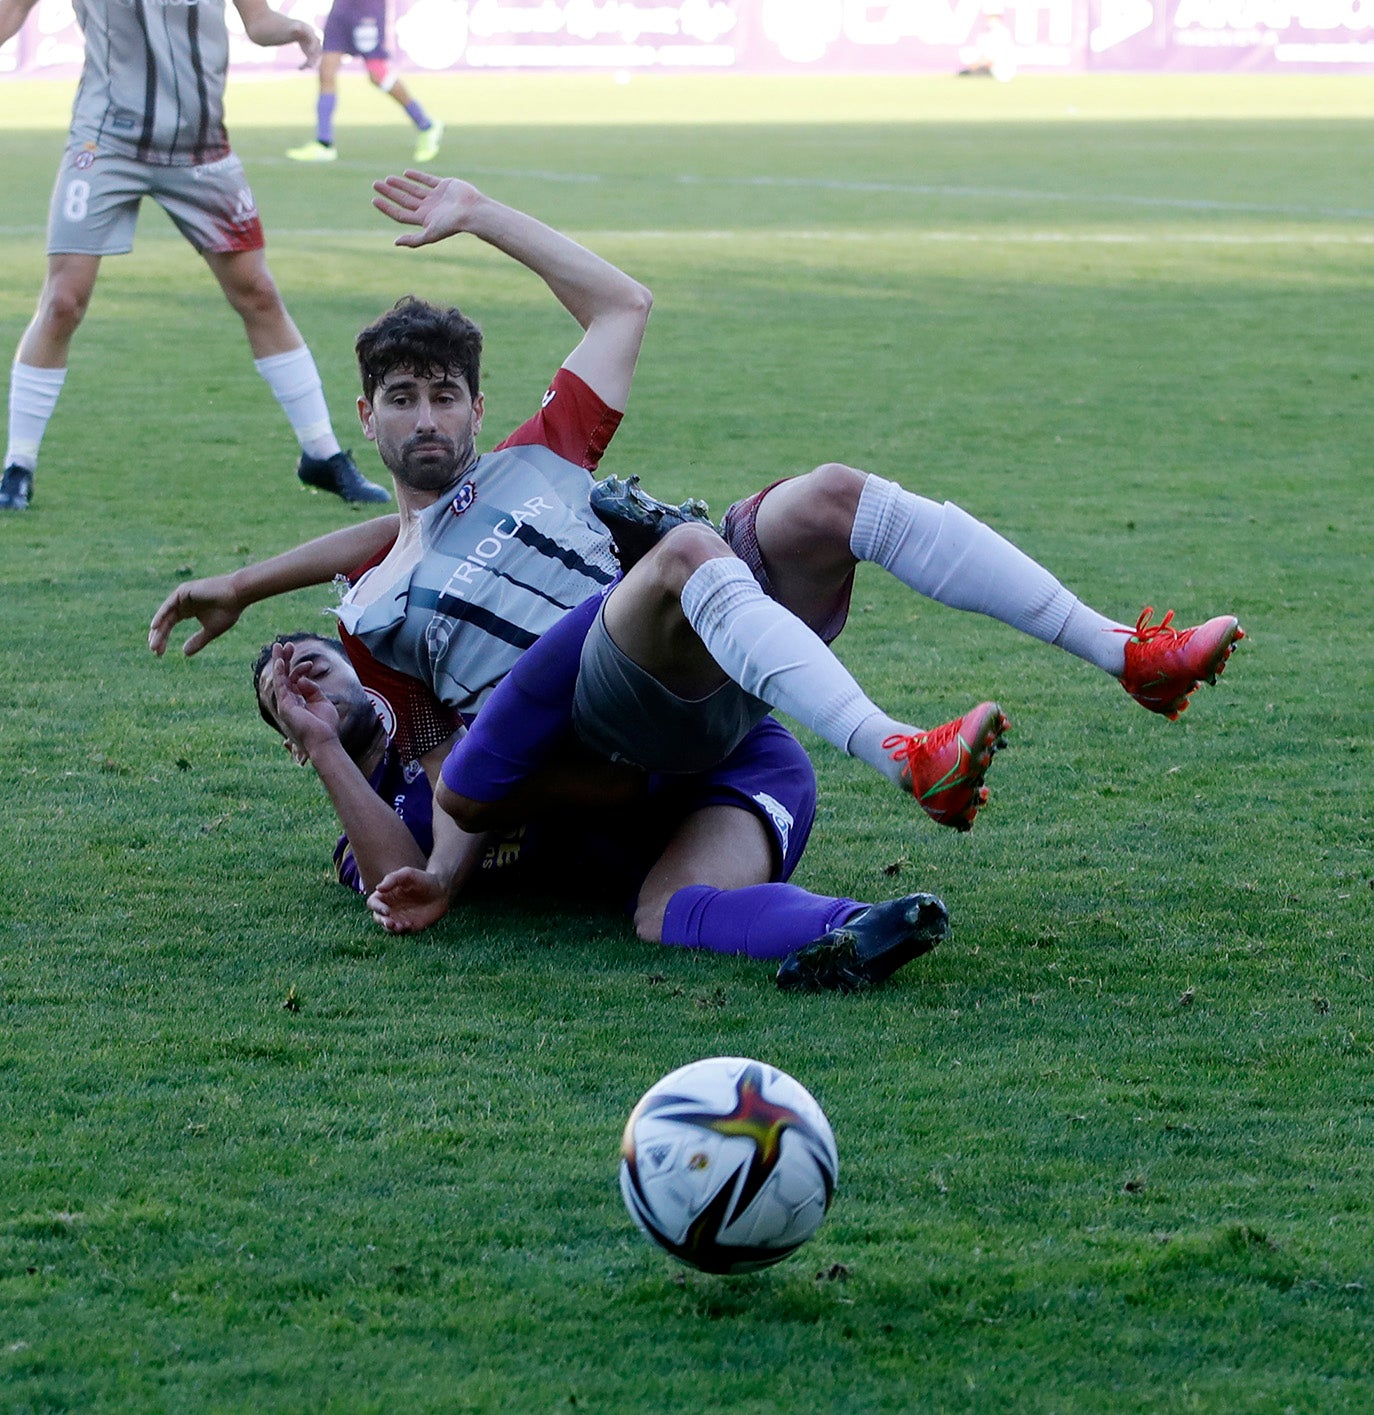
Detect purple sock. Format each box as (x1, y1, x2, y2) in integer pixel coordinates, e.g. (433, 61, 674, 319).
(662, 884, 862, 961)
(405, 100, 431, 129)
(317, 93, 337, 145)
(441, 591, 603, 802)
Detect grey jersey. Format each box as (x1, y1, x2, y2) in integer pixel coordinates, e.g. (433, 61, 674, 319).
(69, 0, 232, 166)
(338, 442, 621, 718)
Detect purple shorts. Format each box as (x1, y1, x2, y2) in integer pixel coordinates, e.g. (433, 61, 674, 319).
(497, 715, 818, 904)
(324, 0, 390, 58)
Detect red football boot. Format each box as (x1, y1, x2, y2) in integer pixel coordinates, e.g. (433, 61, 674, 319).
(883, 701, 1010, 832)
(1119, 607, 1244, 720)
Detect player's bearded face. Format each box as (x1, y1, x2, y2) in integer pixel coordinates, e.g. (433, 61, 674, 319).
(367, 369, 482, 493)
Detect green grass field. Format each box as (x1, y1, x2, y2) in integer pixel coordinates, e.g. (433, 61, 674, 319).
(1, 72, 1372, 1411)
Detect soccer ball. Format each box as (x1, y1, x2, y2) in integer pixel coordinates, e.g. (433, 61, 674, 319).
(619, 1056, 839, 1275)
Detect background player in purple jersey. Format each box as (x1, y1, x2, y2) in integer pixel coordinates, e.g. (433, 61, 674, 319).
(287, 0, 443, 166)
(0, 0, 389, 511)
(255, 633, 949, 992)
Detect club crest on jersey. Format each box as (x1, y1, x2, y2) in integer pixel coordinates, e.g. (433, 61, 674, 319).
(363, 687, 397, 742)
(449, 481, 477, 517)
(74, 144, 96, 170)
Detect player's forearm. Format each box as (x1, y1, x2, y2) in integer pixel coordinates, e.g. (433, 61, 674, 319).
(228, 516, 399, 607)
(421, 740, 497, 899)
(307, 738, 427, 893)
(423, 808, 494, 901)
(0, 0, 40, 47)
(234, 0, 313, 49)
(464, 193, 652, 335)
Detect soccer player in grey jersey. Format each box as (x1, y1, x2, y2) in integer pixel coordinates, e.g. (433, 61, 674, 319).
(153, 166, 1245, 849)
(0, 0, 389, 510)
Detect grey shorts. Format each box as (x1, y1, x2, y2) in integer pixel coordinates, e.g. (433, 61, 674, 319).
(46, 146, 265, 257)
(572, 599, 772, 775)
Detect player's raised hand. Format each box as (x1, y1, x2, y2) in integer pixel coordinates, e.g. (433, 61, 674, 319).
(148, 574, 242, 657)
(367, 867, 451, 934)
(373, 171, 484, 248)
(270, 643, 340, 760)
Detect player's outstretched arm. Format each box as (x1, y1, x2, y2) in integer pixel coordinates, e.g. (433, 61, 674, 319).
(232, 0, 320, 66)
(0, 0, 41, 47)
(148, 515, 399, 657)
(367, 737, 497, 934)
(371, 171, 653, 412)
(271, 646, 429, 892)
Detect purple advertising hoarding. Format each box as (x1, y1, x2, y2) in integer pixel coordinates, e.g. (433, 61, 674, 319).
(2, 0, 1371, 78)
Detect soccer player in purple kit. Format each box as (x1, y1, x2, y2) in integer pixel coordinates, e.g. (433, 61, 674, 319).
(0, 0, 389, 510)
(253, 632, 948, 992)
(286, 0, 443, 165)
(153, 170, 1245, 991)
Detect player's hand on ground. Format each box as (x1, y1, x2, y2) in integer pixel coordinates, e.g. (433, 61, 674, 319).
(148, 575, 242, 657)
(373, 172, 483, 248)
(271, 643, 341, 759)
(367, 867, 451, 934)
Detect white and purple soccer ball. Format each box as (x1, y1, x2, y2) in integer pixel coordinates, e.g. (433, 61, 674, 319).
(619, 1056, 839, 1275)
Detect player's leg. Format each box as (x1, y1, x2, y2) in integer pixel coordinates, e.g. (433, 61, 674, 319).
(611, 523, 1003, 830)
(2, 254, 101, 509)
(362, 58, 443, 161)
(747, 464, 1243, 718)
(287, 52, 343, 161)
(641, 807, 948, 992)
(164, 148, 388, 505)
(635, 804, 838, 948)
(4, 145, 141, 510)
(205, 246, 387, 499)
(750, 463, 1130, 665)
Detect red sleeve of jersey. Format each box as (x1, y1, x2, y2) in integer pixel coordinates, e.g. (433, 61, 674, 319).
(338, 621, 461, 764)
(338, 538, 459, 761)
(493, 366, 623, 470)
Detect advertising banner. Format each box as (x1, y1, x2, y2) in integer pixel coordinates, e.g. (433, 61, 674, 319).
(3, 0, 1372, 78)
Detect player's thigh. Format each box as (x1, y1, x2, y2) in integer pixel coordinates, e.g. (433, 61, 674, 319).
(634, 804, 775, 932)
(727, 466, 862, 637)
(45, 149, 146, 257)
(573, 599, 768, 773)
(151, 154, 265, 256)
(325, 0, 389, 58)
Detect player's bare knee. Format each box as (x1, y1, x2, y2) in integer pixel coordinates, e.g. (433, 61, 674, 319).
(223, 272, 286, 326)
(632, 894, 668, 944)
(39, 282, 92, 337)
(640, 521, 732, 595)
(763, 462, 866, 549)
(807, 462, 866, 519)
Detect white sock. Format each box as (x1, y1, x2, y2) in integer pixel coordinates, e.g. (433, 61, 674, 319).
(680, 556, 912, 780)
(253, 346, 339, 460)
(850, 474, 1129, 675)
(7, 362, 67, 470)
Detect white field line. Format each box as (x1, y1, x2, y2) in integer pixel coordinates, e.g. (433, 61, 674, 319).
(3, 225, 1370, 244)
(4, 167, 1373, 234)
(241, 161, 1374, 222)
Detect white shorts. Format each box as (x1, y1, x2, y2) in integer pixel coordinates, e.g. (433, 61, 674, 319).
(46, 145, 266, 257)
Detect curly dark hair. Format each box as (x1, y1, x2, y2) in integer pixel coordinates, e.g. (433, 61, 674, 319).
(355, 296, 483, 404)
(251, 632, 342, 733)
